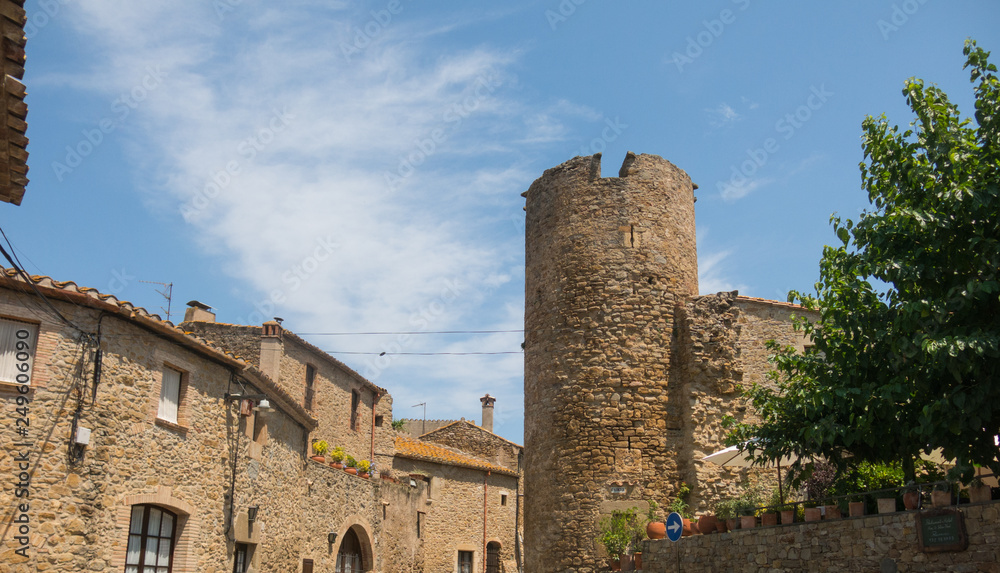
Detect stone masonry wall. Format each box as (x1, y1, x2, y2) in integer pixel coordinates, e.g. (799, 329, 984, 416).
(392, 457, 518, 573)
(642, 501, 1000, 573)
(523, 153, 699, 573)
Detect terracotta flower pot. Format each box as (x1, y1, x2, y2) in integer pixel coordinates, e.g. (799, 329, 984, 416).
(739, 515, 756, 529)
(360, 472, 370, 479)
(903, 491, 920, 510)
(877, 498, 897, 514)
(608, 558, 621, 572)
(697, 515, 718, 534)
(681, 518, 695, 536)
(804, 508, 822, 522)
(310, 455, 326, 463)
(715, 519, 728, 533)
(823, 505, 841, 519)
(633, 552, 642, 571)
(646, 521, 666, 540)
(725, 518, 739, 531)
(780, 510, 795, 525)
(931, 490, 951, 508)
(969, 485, 991, 503)
(848, 502, 865, 517)
(345, 467, 358, 475)
(330, 462, 344, 469)
(761, 513, 778, 527)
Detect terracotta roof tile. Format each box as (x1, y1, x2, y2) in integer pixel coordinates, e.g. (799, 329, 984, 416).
(394, 435, 517, 477)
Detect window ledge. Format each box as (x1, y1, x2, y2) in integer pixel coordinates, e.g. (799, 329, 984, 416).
(155, 418, 189, 435)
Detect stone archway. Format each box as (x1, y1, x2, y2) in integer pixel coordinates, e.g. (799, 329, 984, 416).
(334, 516, 374, 572)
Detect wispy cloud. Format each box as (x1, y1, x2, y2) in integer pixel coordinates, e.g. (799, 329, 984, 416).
(707, 102, 740, 128)
(697, 228, 749, 295)
(55, 0, 540, 436)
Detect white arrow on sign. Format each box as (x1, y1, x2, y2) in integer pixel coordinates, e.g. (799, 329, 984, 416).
(667, 522, 681, 534)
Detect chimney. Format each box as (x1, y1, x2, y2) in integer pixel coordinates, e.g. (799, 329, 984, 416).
(480, 394, 496, 433)
(183, 300, 216, 323)
(259, 319, 284, 382)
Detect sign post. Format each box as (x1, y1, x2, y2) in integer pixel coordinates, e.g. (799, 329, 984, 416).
(665, 511, 683, 542)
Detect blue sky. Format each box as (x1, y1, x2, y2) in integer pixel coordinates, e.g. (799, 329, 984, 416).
(5, 0, 998, 444)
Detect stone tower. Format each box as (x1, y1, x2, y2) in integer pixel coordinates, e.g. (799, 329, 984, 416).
(523, 153, 698, 573)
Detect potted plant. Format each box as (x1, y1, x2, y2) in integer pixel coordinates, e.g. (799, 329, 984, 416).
(736, 498, 756, 530)
(760, 488, 781, 527)
(379, 468, 394, 482)
(668, 482, 695, 536)
(596, 509, 636, 572)
(931, 482, 952, 508)
(715, 499, 737, 532)
(803, 502, 821, 522)
(968, 475, 992, 503)
(329, 446, 345, 469)
(310, 439, 328, 463)
(644, 500, 665, 540)
(358, 459, 372, 478)
(903, 482, 920, 510)
(345, 455, 358, 475)
(848, 495, 865, 517)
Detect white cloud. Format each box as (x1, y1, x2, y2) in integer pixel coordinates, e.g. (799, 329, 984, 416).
(697, 228, 749, 295)
(57, 0, 534, 439)
(707, 102, 740, 128)
(718, 176, 774, 201)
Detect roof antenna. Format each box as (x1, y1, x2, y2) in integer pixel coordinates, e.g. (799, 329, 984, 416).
(139, 280, 174, 322)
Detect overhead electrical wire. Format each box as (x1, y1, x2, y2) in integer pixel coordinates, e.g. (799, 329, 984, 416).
(299, 329, 523, 336)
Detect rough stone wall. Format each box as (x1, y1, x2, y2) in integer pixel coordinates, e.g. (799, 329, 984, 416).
(0, 295, 239, 572)
(420, 421, 521, 471)
(523, 153, 699, 573)
(642, 502, 1000, 572)
(181, 322, 262, 365)
(392, 457, 519, 573)
(397, 418, 461, 437)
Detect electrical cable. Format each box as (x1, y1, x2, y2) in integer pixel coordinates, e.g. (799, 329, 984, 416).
(298, 330, 523, 335)
(326, 350, 522, 356)
(0, 240, 91, 337)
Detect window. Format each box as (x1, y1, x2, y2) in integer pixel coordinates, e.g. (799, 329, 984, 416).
(233, 543, 250, 573)
(335, 528, 363, 573)
(0, 317, 37, 385)
(304, 364, 315, 411)
(125, 505, 176, 573)
(374, 415, 384, 427)
(302, 559, 314, 573)
(458, 550, 474, 573)
(158, 367, 183, 424)
(486, 542, 501, 573)
(350, 389, 360, 431)
(416, 512, 424, 539)
(500, 494, 507, 506)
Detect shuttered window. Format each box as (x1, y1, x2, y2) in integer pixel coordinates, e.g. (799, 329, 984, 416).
(158, 367, 182, 424)
(0, 317, 37, 385)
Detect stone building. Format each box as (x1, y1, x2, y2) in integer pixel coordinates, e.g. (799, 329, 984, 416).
(0, 271, 522, 572)
(522, 153, 814, 573)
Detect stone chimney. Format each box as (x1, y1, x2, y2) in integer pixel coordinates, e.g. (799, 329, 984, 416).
(259, 319, 284, 382)
(183, 300, 216, 323)
(480, 394, 496, 433)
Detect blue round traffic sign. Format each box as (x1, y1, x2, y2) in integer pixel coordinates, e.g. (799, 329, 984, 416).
(665, 511, 683, 542)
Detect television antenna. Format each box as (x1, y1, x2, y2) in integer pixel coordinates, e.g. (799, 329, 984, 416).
(139, 280, 174, 322)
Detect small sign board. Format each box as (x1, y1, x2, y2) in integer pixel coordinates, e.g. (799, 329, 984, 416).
(916, 508, 968, 553)
(665, 512, 683, 543)
(609, 487, 626, 495)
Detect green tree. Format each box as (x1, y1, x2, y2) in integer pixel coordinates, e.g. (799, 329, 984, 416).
(729, 40, 1000, 484)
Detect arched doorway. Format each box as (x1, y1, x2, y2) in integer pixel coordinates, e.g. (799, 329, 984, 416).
(336, 528, 363, 572)
(486, 541, 501, 573)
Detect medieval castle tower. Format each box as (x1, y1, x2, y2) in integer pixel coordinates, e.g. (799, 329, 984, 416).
(522, 152, 811, 572)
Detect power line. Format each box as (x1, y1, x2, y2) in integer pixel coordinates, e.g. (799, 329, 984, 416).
(299, 330, 524, 336)
(326, 350, 523, 356)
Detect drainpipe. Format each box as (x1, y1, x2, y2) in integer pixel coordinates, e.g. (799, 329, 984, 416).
(483, 470, 490, 573)
(370, 392, 380, 463)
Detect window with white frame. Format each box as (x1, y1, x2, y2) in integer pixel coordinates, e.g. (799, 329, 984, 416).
(158, 367, 183, 424)
(0, 317, 38, 385)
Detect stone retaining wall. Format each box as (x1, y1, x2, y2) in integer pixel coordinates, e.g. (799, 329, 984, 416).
(642, 501, 1000, 573)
